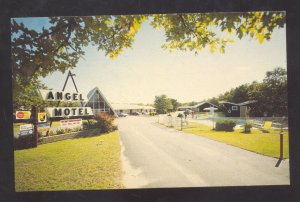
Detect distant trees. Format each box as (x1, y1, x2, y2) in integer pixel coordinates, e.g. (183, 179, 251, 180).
(154, 95, 173, 114)
(218, 67, 287, 117)
(154, 67, 287, 117)
(170, 98, 180, 112)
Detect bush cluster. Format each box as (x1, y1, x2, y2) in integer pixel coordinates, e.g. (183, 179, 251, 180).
(149, 112, 156, 116)
(215, 120, 236, 132)
(50, 127, 82, 136)
(244, 122, 253, 133)
(83, 119, 97, 129)
(94, 113, 118, 133)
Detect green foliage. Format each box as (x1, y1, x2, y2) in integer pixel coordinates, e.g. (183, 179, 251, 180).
(48, 131, 56, 136)
(94, 113, 118, 133)
(37, 131, 43, 138)
(261, 129, 270, 133)
(154, 94, 173, 114)
(244, 122, 253, 133)
(170, 98, 180, 112)
(177, 113, 184, 118)
(149, 112, 156, 116)
(56, 129, 65, 135)
(151, 12, 285, 54)
(83, 119, 98, 129)
(217, 67, 287, 117)
(215, 120, 236, 132)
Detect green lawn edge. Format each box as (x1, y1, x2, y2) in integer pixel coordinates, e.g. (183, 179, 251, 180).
(172, 122, 289, 159)
(14, 131, 123, 192)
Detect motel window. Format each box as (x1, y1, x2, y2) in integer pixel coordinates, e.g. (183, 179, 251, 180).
(100, 102, 105, 109)
(232, 106, 238, 110)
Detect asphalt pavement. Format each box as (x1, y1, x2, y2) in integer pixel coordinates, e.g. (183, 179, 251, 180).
(117, 116, 290, 188)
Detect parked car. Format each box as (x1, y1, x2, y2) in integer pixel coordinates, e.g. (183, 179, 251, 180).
(132, 112, 142, 116)
(118, 112, 128, 117)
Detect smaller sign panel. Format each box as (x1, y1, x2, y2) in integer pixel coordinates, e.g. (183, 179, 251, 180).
(19, 124, 33, 136)
(38, 112, 47, 123)
(38, 123, 50, 128)
(60, 119, 83, 130)
(16, 111, 31, 120)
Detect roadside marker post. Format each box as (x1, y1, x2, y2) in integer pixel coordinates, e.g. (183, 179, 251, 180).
(279, 119, 284, 160)
(275, 118, 285, 167)
(280, 131, 283, 160)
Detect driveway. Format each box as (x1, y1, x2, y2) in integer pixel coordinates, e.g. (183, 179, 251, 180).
(118, 116, 289, 188)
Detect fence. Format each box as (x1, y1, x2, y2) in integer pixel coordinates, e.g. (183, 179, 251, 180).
(158, 113, 288, 131)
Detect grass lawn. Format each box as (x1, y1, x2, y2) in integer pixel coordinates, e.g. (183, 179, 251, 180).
(14, 131, 123, 191)
(176, 123, 289, 159)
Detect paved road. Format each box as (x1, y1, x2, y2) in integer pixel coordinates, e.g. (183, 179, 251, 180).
(118, 116, 289, 188)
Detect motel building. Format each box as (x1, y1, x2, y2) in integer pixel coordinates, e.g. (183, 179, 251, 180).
(84, 87, 156, 117)
(111, 103, 156, 115)
(178, 102, 220, 113)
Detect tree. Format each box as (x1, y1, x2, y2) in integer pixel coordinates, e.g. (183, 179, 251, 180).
(12, 12, 285, 102)
(154, 95, 173, 114)
(261, 67, 287, 116)
(11, 15, 147, 101)
(206, 97, 219, 105)
(170, 98, 180, 112)
(13, 80, 48, 110)
(216, 67, 287, 117)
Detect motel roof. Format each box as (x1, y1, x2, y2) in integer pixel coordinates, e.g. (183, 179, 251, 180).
(85, 87, 117, 114)
(179, 102, 218, 109)
(192, 102, 218, 108)
(111, 103, 155, 110)
(219, 100, 257, 106)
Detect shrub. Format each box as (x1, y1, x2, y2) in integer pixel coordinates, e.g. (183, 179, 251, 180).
(94, 113, 117, 133)
(149, 112, 156, 116)
(48, 131, 56, 136)
(83, 119, 97, 129)
(72, 127, 82, 132)
(64, 128, 73, 133)
(215, 120, 236, 132)
(244, 122, 252, 133)
(56, 129, 65, 135)
(152, 112, 155, 116)
(261, 129, 270, 133)
(177, 113, 184, 118)
(37, 131, 43, 138)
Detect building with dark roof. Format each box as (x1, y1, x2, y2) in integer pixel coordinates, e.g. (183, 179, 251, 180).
(178, 102, 219, 113)
(219, 100, 257, 117)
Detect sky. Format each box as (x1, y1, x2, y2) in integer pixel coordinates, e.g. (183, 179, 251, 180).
(14, 15, 287, 105)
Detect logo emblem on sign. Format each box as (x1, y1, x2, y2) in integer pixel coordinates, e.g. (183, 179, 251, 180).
(38, 112, 47, 123)
(16, 111, 31, 119)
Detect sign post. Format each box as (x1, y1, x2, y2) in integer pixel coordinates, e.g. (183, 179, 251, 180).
(31, 106, 38, 147)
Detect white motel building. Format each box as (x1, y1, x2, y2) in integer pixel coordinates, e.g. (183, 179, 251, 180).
(84, 87, 156, 116)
